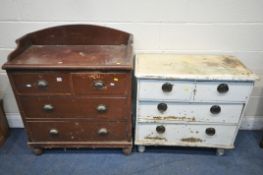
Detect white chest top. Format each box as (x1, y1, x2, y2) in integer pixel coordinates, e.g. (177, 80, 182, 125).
(135, 54, 258, 81)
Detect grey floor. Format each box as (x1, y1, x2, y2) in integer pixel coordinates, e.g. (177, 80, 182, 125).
(0, 129, 262, 175)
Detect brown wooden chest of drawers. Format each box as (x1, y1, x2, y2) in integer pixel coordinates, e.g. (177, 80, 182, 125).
(2, 25, 134, 155)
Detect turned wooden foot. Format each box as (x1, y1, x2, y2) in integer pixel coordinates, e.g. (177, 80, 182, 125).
(122, 147, 132, 155)
(32, 148, 44, 155)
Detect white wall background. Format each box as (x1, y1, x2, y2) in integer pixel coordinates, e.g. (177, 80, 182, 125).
(0, 0, 263, 129)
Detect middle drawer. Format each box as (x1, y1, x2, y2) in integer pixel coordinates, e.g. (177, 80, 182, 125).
(19, 96, 128, 120)
(137, 101, 243, 124)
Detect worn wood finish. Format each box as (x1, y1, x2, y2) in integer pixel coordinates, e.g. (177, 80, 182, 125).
(2, 25, 133, 154)
(0, 99, 9, 146)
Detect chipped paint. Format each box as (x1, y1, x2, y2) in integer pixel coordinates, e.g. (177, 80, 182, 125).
(144, 136, 167, 141)
(135, 54, 258, 81)
(181, 137, 203, 143)
(150, 116, 196, 122)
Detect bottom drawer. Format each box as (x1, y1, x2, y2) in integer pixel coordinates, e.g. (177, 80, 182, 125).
(27, 120, 129, 142)
(135, 123, 237, 148)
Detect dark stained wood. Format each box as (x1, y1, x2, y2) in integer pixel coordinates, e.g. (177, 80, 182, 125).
(2, 25, 133, 154)
(0, 99, 9, 146)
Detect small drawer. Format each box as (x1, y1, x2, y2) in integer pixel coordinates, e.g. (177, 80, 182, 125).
(135, 123, 236, 148)
(10, 72, 71, 94)
(72, 72, 131, 96)
(27, 120, 128, 142)
(19, 96, 129, 120)
(138, 80, 194, 101)
(194, 81, 253, 102)
(137, 102, 243, 124)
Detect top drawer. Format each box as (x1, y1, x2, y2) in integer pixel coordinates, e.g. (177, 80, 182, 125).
(72, 72, 131, 96)
(194, 81, 253, 102)
(138, 80, 195, 101)
(10, 72, 71, 95)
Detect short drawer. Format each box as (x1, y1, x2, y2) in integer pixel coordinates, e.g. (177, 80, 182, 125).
(194, 81, 253, 102)
(138, 80, 194, 101)
(19, 96, 129, 120)
(135, 123, 237, 148)
(72, 72, 131, 96)
(10, 72, 71, 94)
(137, 102, 243, 124)
(27, 120, 128, 142)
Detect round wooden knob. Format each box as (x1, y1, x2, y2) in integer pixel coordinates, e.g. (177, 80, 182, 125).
(217, 83, 229, 93)
(94, 80, 104, 89)
(210, 105, 221, 114)
(96, 104, 107, 113)
(43, 104, 54, 112)
(157, 103, 168, 112)
(206, 128, 216, 136)
(98, 128, 108, 136)
(37, 80, 48, 88)
(156, 125, 166, 134)
(162, 82, 173, 92)
(49, 128, 59, 136)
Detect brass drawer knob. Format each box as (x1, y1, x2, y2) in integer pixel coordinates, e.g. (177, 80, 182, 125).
(49, 128, 59, 136)
(157, 103, 168, 112)
(43, 104, 54, 112)
(206, 128, 216, 136)
(96, 104, 107, 113)
(162, 82, 173, 92)
(217, 83, 229, 93)
(156, 125, 166, 134)
(37, 80, 48, 88)
(210, 105, 221, 114)
(97, 128, 108, 136)
(94, 80, 104, 89)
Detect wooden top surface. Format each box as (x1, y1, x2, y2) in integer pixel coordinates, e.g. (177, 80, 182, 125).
(3, 45, 133, 70)
(135, 54, 258, 81)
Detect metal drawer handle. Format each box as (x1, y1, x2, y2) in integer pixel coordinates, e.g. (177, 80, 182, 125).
(217, 83, 229, 93)
(49, 128, 59, 136)
(206, 128, 216, 136)
(43, 104, 54, 112)
(210, 105, 221, 114)
(37, 80, 48, 88)
(94, 80, 104, 89)
(97, 128, 108, 136)
(96, 104, 107, 113)
(157, 103, 168, 112)
(156, 125, 166, 134)
(162, 82, 173, 92)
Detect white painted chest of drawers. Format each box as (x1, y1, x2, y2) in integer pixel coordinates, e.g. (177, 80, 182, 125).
(134, 54, 258, 155)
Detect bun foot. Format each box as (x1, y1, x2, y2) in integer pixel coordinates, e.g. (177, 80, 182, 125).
(32, 148, 43, 155)
(122, 147, 132, 155)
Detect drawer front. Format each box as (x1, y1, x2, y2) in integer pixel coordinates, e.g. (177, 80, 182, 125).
(194, 81, 253, 102)
(10, 72, 71, 94)
(137, 102, 243, 124)
(135, 123, 236, 148)
(72, 72, 131, 96)
(19, 96, 128, 120)
(138, 80, 194, 101)
(27, 121, 128, 142)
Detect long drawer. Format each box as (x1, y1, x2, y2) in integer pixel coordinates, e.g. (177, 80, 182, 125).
(138, 80, 194, 101)
(10, 72, 71, 94)
(72, 72, 131, 96)
(137, 102, 243, 124)
(135, 123, 236, 148)
(27, 120, 128, 142)
(19, 96, 129, 120)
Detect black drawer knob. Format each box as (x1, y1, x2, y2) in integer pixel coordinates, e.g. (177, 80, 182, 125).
(49, 128, 59, 136)
(162, 82, 173, 92)
(43, 104, 54, 112)
(96, 104, 107, 113)
(157, 103, 168, 112)
(206, 128, 216, 136)
(156, 125, 166, 134)
(37, 80, 48, 88)
(97, 128, 108, 136)
(94, 80, 104, 89)
(217, 83, 229, 93)
(210, 105, 221, 114)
